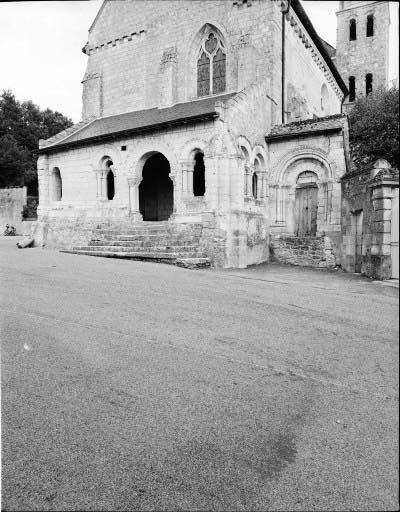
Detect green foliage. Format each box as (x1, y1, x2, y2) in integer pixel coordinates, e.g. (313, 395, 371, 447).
(0, 90, 73, 193)
(349, 87, 399, 170)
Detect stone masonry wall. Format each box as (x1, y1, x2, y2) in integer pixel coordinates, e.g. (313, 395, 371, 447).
(82, 0, 342, 120)
(270, 234, 337, 268)
(341, 165, 399, 279)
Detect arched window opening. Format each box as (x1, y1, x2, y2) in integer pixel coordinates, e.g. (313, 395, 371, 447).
(366, 73, 373, 95)
(197, 32, 226, 97)
(193, 152, 205, 197)
(240, 146, 249, 161)
(105, 159, 115, 200)
(321, 83, 330, 114)
(349, 19, 357, 41)
(51, 167, 62, 202)
(366, 15, 374, 37)
(349, 76, 356, 102)
(252, 172, 258, 199)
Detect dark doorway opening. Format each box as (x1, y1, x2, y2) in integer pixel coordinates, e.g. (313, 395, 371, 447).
(107, 170, 115, 200)
(193, 152, 205, 196)
(139, 153, 173, 221)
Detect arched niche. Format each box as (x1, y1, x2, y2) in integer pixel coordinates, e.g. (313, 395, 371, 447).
(51, 167, 62, 202)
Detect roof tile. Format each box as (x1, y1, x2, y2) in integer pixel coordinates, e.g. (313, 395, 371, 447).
(266, 114, 347, 140)
(41, 93, 236, 152)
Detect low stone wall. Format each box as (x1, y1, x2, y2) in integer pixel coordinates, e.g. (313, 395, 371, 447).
(270, 234, 336, 267)
(0, 187, 27, 234)
(341, 162, 399, 279)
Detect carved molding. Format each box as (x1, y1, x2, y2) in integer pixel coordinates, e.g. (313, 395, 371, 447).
(271, 0, 343, 99)
(83, 29, 146, 56)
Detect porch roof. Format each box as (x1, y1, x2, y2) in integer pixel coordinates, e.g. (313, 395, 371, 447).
(38, 92, 236, 154)
(265, 114, 347, 142)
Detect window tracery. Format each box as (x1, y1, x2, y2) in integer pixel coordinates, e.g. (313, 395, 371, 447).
(197, 32, 226, 97)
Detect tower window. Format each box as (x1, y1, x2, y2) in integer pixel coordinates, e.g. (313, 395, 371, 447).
(366, 15, 374, 37)
(349, 19, 356, 41)
(366, 73, 373, 95)
(349, 76, 356, 102)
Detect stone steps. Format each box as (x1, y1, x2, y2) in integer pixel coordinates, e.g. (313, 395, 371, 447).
(87, 243, 201, 251)
(88, 239, 197, 247)
(61, 250, 211, 268)
(99, 234, 200, 243)
(63, 222, 210, 268)
(73, 246, 204, 256)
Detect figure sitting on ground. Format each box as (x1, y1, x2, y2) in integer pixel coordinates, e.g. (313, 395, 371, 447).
(3, 224, 16, 236)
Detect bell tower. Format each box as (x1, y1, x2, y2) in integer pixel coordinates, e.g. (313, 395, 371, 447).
(335, 1, 391, 110)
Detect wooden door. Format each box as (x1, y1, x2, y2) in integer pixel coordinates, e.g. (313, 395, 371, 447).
(295, 185, 318, 236)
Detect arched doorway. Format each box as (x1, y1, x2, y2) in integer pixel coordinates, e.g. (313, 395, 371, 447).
(295, 171, 318, 236)
(139, 153, 173, 221)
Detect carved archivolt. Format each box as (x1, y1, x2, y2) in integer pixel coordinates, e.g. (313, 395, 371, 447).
(179, 138, 208, 161)
(271, 146, 335, 185)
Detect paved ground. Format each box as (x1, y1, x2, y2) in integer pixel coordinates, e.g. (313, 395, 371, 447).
(1, 237, 398, 511)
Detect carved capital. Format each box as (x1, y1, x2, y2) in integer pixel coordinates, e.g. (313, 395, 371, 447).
(160, 46, 177, 67)
(127, 177, 142, 187)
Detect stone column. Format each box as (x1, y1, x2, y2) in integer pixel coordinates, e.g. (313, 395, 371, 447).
(258, 172, 267, 200)
(245, 164, 254, 199)
(276, 186, 283, 222)
(94, 169, 107, 200)
(369, 180, 398, 279)
(180, 160, 194, 199)
(243, 163, 250, 198)
(127, 177, 142, 219)
(269, 184, 278, 222)
(286, 186, 296, 233)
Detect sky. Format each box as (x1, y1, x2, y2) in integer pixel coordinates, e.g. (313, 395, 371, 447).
(0, 1, 394, 122)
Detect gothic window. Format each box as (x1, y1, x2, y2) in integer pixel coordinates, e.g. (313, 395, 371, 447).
(51, 167, 62, 201)
(197, 32, 226, 97)
(349, 76, 356, 102)
(193, 152, 205, 197)
(366, 73, 373, 95)
(366, 15, 374, 37)
(349, 19, 356, 41)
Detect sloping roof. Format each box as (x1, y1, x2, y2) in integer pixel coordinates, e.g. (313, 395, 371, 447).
(319, 37, 336, 60)
(39, 93, 236, 153)
(291, 0, 347, 95)
(266, 114, 347, 141)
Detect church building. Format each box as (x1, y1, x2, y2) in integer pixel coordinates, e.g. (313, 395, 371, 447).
(35, 0, 350, 268)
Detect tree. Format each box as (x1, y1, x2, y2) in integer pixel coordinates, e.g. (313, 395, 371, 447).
(349, 87, 399, 170)
(0, 90, 73, 193)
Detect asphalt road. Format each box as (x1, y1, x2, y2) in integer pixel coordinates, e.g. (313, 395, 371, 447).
(1, 237, 398, 511)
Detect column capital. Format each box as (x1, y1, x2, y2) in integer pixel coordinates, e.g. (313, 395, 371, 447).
(181, 159, 194, 168)
(127, 176, 142, 187)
